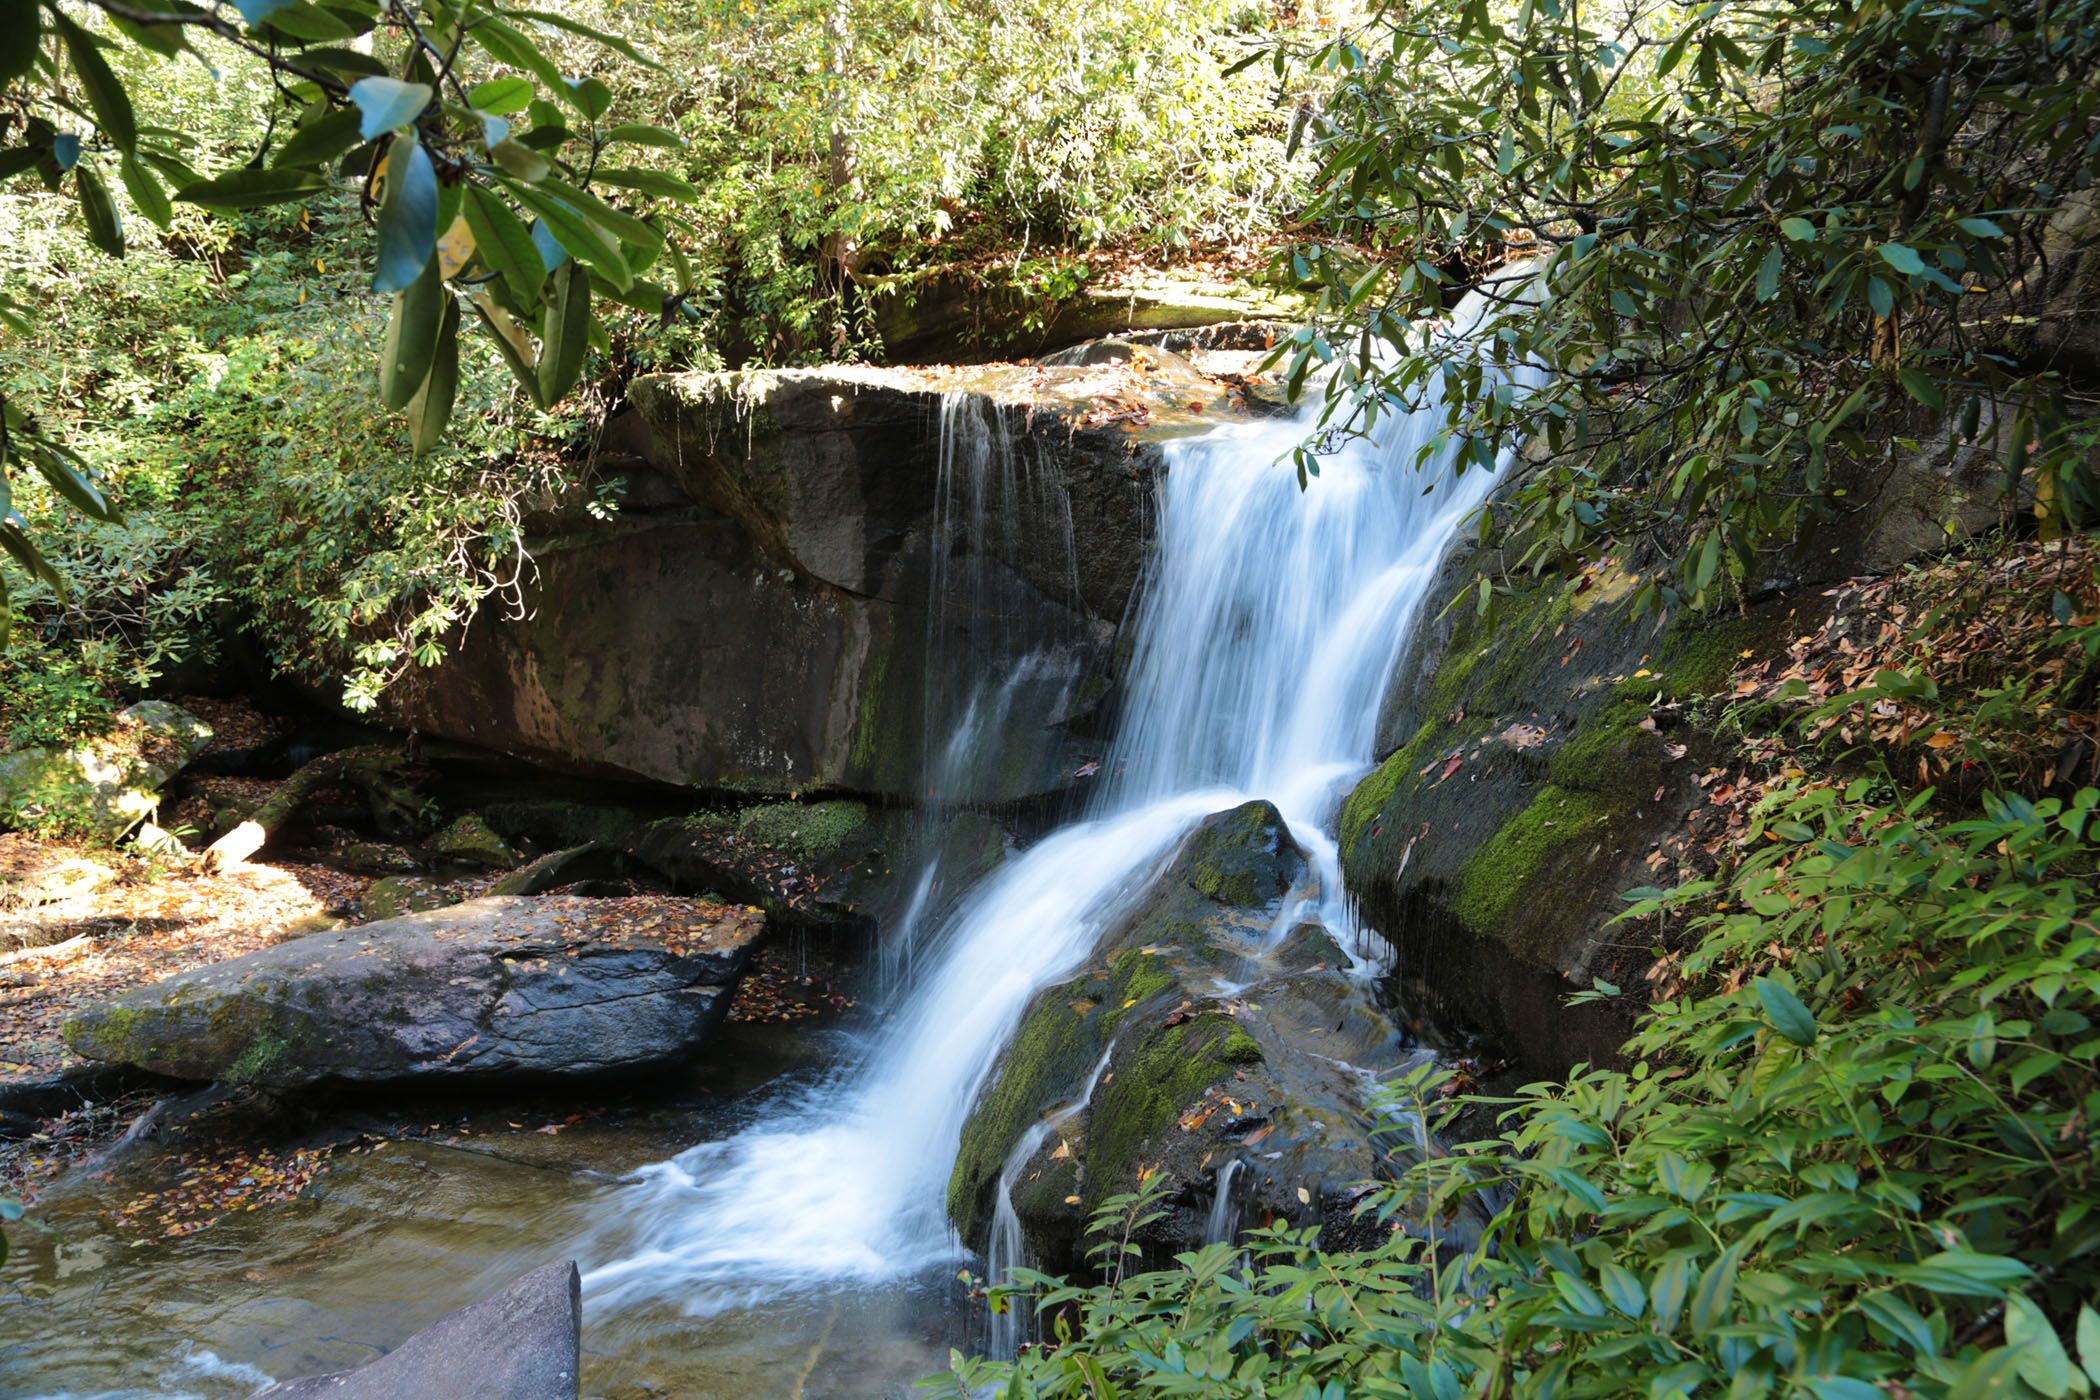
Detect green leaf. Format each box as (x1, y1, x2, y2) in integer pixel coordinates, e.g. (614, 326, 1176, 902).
(349, 77, 433, 140)
(379, 259, 444, 411)
(0, 4, 42, 86)
(497, 9, 662, 69)
(176, 166, 331, 209)
(1779, 217, 1816, 241)
(53, 14, 139, 157)
(233, 0, 297, 24)
(504, 181, 631, 289)
(2006, 1294, 2079, 1398)
(489, 139, 552, 183)
(536, 260, 591, 405)
(273, 107, 364, 169)
(1867, 275, 1895, 319)
(373, 136, 438, 295)
(34, 450, 121, 523)
(1898, 369, 1943, 408)
(1877, 242, 1927, 276)
(467, 290, 544, 407)
(1859, 1292, 1937, 1358)
(1755, 976, 1817, 1046)
(75, 164, 124, 257)
(533, 176, 662, 250)
(604, 123, 684, 149)
(463, 185, 547, 307)
(1957, 217, 2006, 239)
(294, 45, 389, 77)
(566, 77, 613, 122)
(1689, 1243, 1743, 1333)
(2077, 1305, 2100, 1386)
(589, 168, 699, 201)
(469, 19, 577, 109)
(407, 294, 460, 454)
(118, 155, 169, 229)
(1755, 245, 1782, 302)
(468, 77, 536, 115)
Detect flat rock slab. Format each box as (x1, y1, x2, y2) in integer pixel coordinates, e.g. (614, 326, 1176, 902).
(62, 896, 763, 1088)
(256, 1259, 580, 1399)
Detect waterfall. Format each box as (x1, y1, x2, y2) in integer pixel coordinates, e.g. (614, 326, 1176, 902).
(582, 282, 1532, 1319)
(1202, 1158, 1246, 1247)
(984, 1045, 1117, 1360)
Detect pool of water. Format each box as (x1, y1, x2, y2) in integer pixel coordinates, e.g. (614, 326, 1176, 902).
(0, 1021, 970, 1399)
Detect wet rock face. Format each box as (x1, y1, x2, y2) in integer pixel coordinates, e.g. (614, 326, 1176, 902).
(61, 896, 762, 1089)
(390, 362, 1178, 805)
(950, 800, 1470, 1275)
(256, 1259, 580, 1399)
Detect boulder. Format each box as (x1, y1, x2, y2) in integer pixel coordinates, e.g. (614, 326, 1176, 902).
(386, 348, 1285, 804)
(255, 1259, 580, 1399)
(430, 813, 520, 868)
(62, 895, 763, 1088)
(489, 843, 632, 897)
(0, 701, 212, 840)
(950, 801, 1476, 1274)
(358, 874, 451, 922)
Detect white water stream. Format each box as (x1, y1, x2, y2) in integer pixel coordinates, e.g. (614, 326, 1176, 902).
(583, 286, 1527, 1321)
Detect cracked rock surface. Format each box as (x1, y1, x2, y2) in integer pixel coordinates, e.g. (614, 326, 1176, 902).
(60, 895, 763, 1088)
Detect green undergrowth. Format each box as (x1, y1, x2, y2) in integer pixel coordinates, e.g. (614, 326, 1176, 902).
(943, 772, 2100, 1398)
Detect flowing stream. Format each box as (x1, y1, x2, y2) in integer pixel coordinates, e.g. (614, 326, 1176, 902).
(580, 287, 1522, 1325)
(0, 287, 1525, 1399)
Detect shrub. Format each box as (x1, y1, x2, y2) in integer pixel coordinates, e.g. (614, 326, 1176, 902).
(938, 772, 2100, 1398)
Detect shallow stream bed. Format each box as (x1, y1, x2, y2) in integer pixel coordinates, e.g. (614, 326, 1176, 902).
(0, 1016, 969, 1398)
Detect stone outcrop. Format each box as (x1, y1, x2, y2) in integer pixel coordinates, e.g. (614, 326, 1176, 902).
(62, 895, 762, 1088)
(1335, 403, 2067, 1081)
(256, 1260, 580, 1399)
(389, 345, 1267, 805)
(950, 801, 1482, 1274)
(0, 701, 211, 840)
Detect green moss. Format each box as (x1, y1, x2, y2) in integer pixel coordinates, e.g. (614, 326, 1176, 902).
(226, 1033, 287, 1085)
(1339, 721, 1441, 859)
(1454, 785, 1616, 943)
(848, 642, 891, 776)
(64, 1003, 141, 1060)
(730, 799, 868, 858)
(1084, 1014, 1247, 1209)
(947, 984, 1099, 1226)
(1181, 801, 1284, 909)
(1644, 615, 1780, 703)
(1548, 696, 1665, 803)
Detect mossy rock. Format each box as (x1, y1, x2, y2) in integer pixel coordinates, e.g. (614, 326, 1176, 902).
(431, 813, 521, 869)
(1341, 537, 1805, 1078)
(947, 800, 1451, 1273)
(361, 875, 453, 922)
(0, 701, 213, 842)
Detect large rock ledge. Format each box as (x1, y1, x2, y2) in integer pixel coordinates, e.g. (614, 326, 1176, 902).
(60, 896, 762, 1088)
(388, 339, 1283, 805)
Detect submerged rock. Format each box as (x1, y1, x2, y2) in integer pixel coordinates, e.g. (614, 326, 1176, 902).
(0, 701, 212, 840)
(951, 800, 1463, 1274)
(256, 1259, 579, 1399)
(62, 895, 763, 1088)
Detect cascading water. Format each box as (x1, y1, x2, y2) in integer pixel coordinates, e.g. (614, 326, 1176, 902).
(583, 283, 1532, 1333)
(1202, 1158, 1247, 1247)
